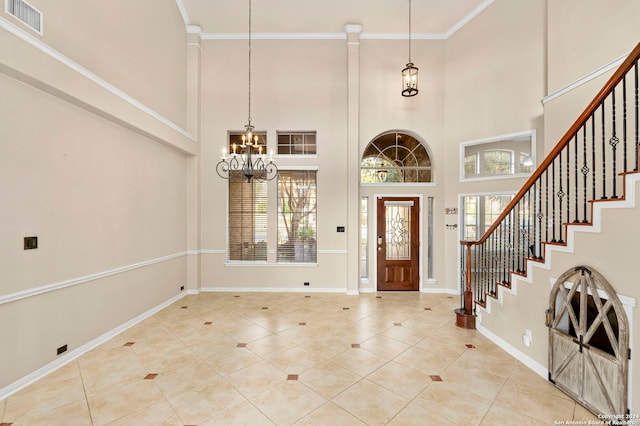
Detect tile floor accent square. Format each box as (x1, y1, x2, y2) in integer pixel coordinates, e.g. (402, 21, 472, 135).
(342, 307, 350, 310)
(424, 307, 432, 310)
(261, 307, 268, 310)
(351, 344, 360, 348)
(1, 423, 14, 426)
(466, 344, 476, 348)
(287, 374, 299, 380)
(299, 322, 307, 326)
(237, 343, 247, 348)
(393, 323, 402, 326)
(429, 375, 443, 381)
(376, 296, 382, 298)
(305, 296, 311, 298)
(144, 373, 158, 380)
(180, 306, 188, 309)
(204, 322, 213, 325)
(123, 342, 135, 346)
(234, 295, 240, 298)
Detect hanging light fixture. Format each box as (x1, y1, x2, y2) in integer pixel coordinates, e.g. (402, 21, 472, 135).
(401, 0, 418, 97)
(217, 0, 277, 182)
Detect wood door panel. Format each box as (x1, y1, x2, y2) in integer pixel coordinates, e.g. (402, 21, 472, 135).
(548, 266, 629, 417)
(377, 197, 419, 291)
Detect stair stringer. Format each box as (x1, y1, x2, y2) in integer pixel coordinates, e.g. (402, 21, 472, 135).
(473, 172, 640, 379)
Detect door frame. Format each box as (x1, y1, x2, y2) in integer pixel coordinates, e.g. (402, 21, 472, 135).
(547, 266, 631, 416)
(373, 193, 423, 292)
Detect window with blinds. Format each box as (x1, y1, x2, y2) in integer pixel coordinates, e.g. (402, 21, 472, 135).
(277, 170, 317, 262)
(228, 174, 268, 261)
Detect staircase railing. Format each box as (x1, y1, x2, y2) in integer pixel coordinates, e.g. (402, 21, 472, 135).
(456, 42, 640, 328)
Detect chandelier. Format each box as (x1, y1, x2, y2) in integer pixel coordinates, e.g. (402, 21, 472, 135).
(401, 0, 418, 97)
(216, 0, 278, 182)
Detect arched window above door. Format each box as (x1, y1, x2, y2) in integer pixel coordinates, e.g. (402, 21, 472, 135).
(361, 132, 432, 183)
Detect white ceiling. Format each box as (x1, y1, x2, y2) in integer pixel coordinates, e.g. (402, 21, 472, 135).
(177, 0, 492, 37)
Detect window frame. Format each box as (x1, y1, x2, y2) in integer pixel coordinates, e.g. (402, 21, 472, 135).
(276, 131, 317, 157)
(459, 192, 515, 242)
(276, 168, 318, 264)
(460, 130, 536, 182)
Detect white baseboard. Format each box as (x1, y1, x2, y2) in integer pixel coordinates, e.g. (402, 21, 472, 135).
(0, 292, 187, 401)
(200, 287, 347, 293)
(476, 322, 548, 379)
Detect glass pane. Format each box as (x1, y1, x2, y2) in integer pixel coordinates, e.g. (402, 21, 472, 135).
(277, 170, 317, 262)
(385, 204, 411, 260)
(360, 197, 368, 279)
(484, 150, 512, 175)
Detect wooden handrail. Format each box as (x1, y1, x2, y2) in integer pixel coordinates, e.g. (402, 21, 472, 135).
(465, 41, 640, 247)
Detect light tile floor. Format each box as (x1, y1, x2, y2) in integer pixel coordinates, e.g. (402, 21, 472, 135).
(0, 292, 601, 425)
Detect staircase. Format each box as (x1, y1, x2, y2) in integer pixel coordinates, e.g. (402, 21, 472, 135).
(456, 42, 640, 329)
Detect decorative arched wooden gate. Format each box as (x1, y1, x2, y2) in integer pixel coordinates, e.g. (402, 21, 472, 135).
(546, 266, 629, 416)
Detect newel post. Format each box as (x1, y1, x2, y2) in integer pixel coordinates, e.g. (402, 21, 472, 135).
(455, 241, 476, 329)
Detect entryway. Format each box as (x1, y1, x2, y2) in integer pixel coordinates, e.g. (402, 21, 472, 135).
(376, 196, 420, 291)
(547, 266, 629, 416)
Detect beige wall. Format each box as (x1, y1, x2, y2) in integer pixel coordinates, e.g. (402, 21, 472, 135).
(200, 38, 350, 290)
(547, 0, 640, 95)
(479, 179, 640, 411)
(0, 1, 190, 390)
(443, 0, 547, 292)
(1, 0, 188, 127)
(473, 0, 640, 412)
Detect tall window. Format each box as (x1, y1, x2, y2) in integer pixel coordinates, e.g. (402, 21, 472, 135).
(360, 197, 368, 279)
(228, 176, 268, 261)
(277, 170, 317, 262)
(462, 194, 513, 241)
(226, 131, 269, 262)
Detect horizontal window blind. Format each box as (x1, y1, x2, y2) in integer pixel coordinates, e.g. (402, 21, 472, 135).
(228, 174, 267, 261)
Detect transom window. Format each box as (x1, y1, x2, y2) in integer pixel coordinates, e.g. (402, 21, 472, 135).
(361, 132, 432, 183)
(277, 132, 316, 155)
(461, 130, 535, 180)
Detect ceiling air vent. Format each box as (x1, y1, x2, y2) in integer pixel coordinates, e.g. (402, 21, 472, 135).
(5, 0, 42, 34)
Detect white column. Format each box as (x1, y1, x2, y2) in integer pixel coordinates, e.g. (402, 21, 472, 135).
(186, 25, 202, 292)
(345, 24, 362, 295)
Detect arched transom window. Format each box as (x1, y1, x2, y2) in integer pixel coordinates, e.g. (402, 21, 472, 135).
(361, 132, 432, 183)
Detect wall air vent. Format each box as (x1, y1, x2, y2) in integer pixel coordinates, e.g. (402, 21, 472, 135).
(5, 0, 42, 34)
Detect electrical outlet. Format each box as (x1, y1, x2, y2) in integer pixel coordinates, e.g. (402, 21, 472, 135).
(24, 236, 38, 250)
(180, 285, 185, 291)
(57, 344, 67, 355)
(304, 282, 310, 286)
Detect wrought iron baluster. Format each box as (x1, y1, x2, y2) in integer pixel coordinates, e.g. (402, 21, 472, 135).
(633, 61, 640, 172)
(610, 90, 619, 199)
(558, 151, 565, 244)
(574, 134, 579, 222)
(551, 160, 556, 242)
(545, 169, 549, 244)
(592, 113, 597, 200)
(526, 188, 532, 260)
(623, 75, 628, 173)
(537, 178, 544, 259)
(601, 104, 608, 199)
(500, 221, 507, 284)
(531, 183, 537, 259)
(582, 124, 589, 223)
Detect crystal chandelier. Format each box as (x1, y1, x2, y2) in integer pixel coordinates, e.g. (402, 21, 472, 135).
(216, 0, 278, 182)
(401, 0, 418, 97)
